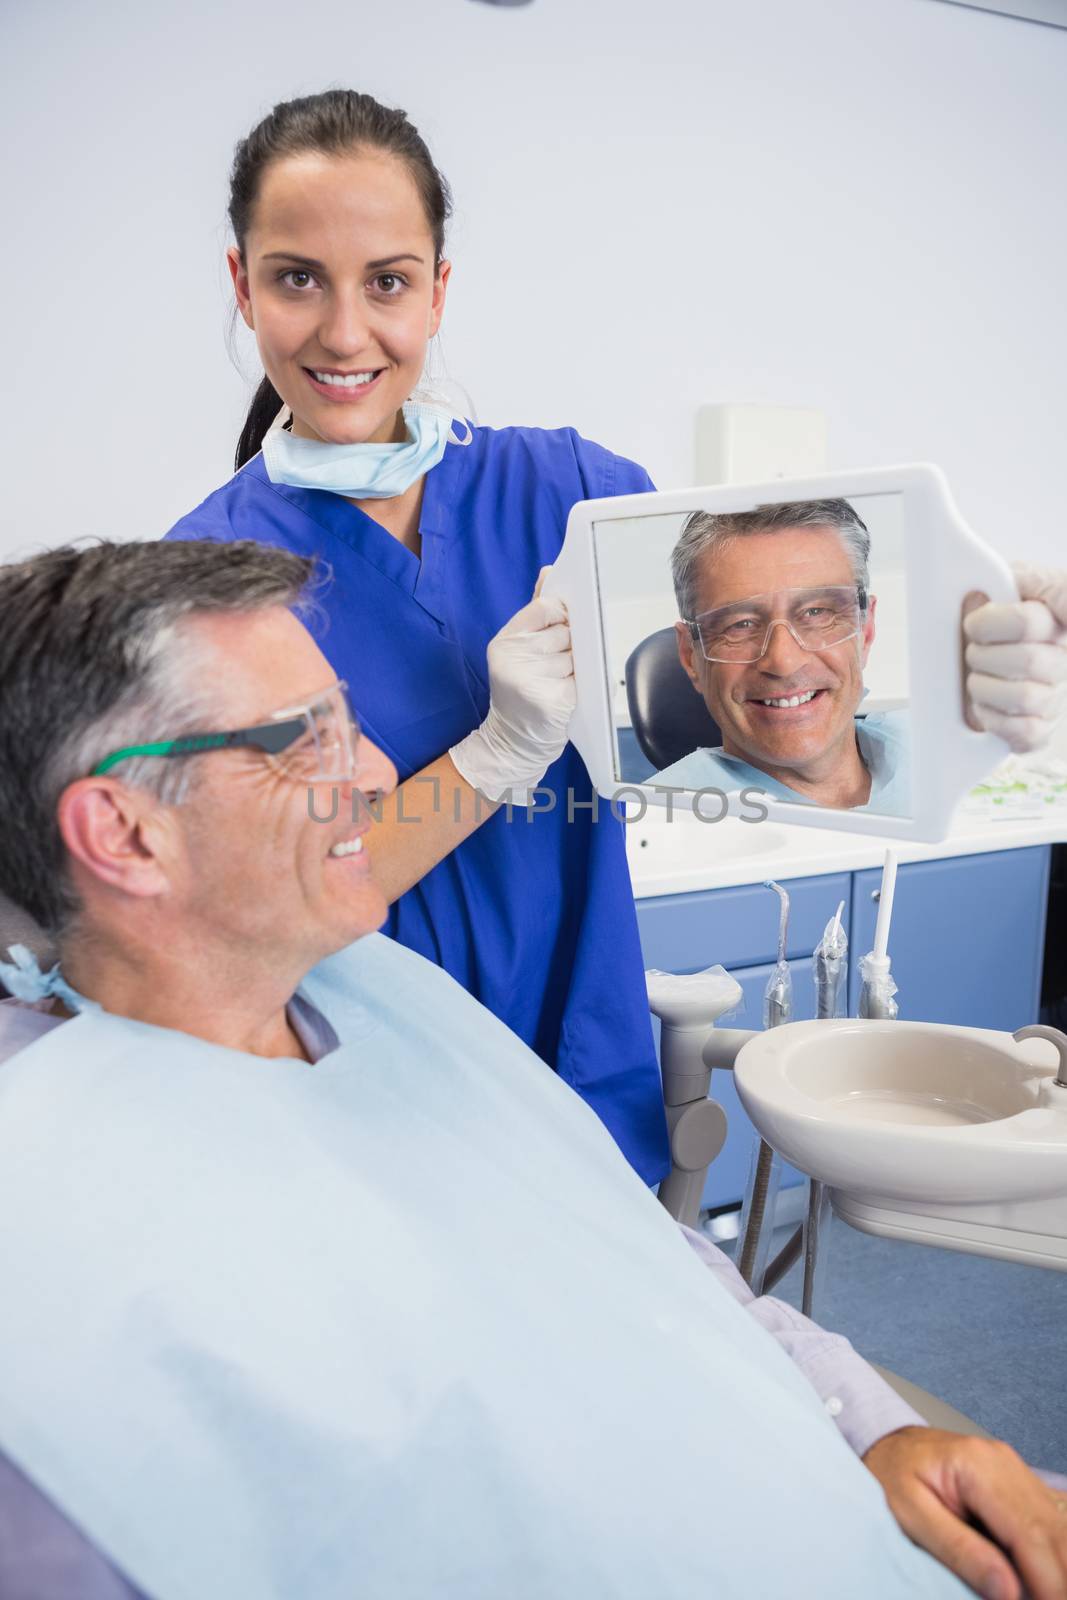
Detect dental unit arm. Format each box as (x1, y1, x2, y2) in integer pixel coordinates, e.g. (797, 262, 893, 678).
(740, 896, 853, 1302)
(646, 965, 744, 1228)
(793, 900, 851, 1315)
(737, 883, 793, 1289)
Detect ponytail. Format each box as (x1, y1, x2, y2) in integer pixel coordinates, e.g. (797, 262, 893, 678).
(236, 375, 284, 472)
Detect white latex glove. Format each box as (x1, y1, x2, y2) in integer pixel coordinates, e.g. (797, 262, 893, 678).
(963, 563, 1067, 752)
(449, 572, 576, 804)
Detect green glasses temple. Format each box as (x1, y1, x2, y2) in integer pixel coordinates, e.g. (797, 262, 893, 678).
(91, 717, 308, 777)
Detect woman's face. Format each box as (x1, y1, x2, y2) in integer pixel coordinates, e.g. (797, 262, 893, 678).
(230, 150, 450, 446)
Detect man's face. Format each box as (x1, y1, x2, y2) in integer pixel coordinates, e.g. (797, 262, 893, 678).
(676, 528, 876, 782)
(171, 607, 397, 971)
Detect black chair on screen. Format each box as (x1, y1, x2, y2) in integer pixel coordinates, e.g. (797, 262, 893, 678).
(624, 627, 722, 772)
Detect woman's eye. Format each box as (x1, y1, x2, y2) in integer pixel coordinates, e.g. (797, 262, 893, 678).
(280, 269, 317, 291)
(373, 273, 406, 295)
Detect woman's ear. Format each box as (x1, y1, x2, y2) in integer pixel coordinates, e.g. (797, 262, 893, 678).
(228, 246, 255, 331)
(429, 258, 451, 338)
(57, 779, 175, 903)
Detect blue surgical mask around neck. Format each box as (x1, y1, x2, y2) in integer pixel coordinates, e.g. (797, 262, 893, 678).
(0, 943, 99, 1015)
(261, 401, 472, 500)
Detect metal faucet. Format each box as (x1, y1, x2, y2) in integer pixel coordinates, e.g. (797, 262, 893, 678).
(1012, 1024, 1067, 1088)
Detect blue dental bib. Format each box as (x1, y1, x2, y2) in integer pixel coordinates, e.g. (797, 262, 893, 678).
(0, 935, 967, 1599)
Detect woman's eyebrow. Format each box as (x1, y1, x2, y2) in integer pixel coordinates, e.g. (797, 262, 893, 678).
(260, 251, 425, 269)
(366, 252, 425, 269)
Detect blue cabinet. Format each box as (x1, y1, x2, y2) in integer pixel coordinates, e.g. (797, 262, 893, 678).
(637, 874, 852, 974)
(635, 846, 1051, 1210)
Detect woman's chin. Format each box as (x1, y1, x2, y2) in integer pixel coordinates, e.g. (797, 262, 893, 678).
(292, 408, 404, 450)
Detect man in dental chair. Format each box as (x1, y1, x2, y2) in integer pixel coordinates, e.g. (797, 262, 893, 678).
(0, 540, 1064, 1600)
(655, 498, 1067, 814)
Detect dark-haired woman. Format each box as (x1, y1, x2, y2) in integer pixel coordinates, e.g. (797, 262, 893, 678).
(166, 90, 669, 1183)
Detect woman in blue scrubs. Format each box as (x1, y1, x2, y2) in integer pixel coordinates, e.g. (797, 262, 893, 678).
(167, 89, 669, 1183)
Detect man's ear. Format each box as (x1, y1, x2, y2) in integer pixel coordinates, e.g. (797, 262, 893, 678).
(859, 593, 878, 669)
(57, 779, 176, 902)
(675, 621, 703, 693)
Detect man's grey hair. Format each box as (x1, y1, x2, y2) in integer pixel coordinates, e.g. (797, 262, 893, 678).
(0, 539, 314, 939)
(671, 499, 871, 622)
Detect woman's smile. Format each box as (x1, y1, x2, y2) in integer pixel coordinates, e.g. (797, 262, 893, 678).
(303, 366, 386, 404)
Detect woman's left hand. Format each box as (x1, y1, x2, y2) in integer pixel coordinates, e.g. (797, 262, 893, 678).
(963, 564, 1067, 752)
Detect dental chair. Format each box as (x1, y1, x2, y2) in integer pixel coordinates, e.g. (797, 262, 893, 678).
(624, 632, 989, 1440)
(0, 889, 54, 970)
(624, 625, 721, 770)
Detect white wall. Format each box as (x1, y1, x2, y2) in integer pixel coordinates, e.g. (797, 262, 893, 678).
(3, 0, 1065, 565)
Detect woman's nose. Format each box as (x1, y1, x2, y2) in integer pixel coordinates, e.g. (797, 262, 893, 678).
(317, 290, 373, 358)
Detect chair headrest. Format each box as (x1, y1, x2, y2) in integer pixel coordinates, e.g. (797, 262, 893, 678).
(0, 892, 55, 994)
(624, 628, 722, 773)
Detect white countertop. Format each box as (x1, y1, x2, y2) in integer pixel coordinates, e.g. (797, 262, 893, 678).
(625, 802, 1067, 899)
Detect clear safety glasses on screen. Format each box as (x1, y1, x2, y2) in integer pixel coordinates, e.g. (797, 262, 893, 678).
(686, 585, 868, 664)
(91, 680, 363, 785)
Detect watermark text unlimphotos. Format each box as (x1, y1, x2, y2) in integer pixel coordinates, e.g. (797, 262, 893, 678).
(307, 779, 770, 826)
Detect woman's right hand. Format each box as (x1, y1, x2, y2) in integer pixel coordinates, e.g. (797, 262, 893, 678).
(449, 578, 576, 804)
(964, 564, 1067, 752)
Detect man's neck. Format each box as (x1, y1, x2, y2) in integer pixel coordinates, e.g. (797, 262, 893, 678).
(721, 729, 872, 809)
(59, 925, 314, 1061)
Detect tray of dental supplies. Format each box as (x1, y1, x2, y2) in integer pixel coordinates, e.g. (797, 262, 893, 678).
(962, 754, 1067, 820)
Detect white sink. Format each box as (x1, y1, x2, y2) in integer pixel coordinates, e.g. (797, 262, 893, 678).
(734, 1019, 1067, 1206)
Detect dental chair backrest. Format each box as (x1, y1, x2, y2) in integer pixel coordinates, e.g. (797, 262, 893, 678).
(624, 628, 722, 771)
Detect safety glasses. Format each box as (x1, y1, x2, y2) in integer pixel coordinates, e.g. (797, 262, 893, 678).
(91, 680, 361, 785)
(686, 585, 868, 664)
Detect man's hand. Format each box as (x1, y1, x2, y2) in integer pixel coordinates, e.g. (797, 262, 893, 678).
(862, 1426, 1067, 1599)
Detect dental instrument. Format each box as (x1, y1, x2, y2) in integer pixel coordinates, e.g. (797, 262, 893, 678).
(737, 882, 791, 1290)
(858, 850, 899, 1022)
(764, 881, 793, 1028)
(799, 900, 850, 1315)
(759, 901, 851, 1305)
(815, 900, 848, 1021)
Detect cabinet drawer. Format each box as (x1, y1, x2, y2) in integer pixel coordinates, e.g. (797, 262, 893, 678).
(636, 873, 852, 974)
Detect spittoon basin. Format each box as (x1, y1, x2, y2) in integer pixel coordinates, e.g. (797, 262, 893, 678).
(733, 1019, 1067, 1206)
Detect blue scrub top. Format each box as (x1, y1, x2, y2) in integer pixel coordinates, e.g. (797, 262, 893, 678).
(654, 710, 912, 816)
(166, 426, 670, 1183)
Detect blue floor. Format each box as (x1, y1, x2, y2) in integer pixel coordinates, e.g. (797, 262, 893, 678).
(750, 1216, 1066, 1472)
